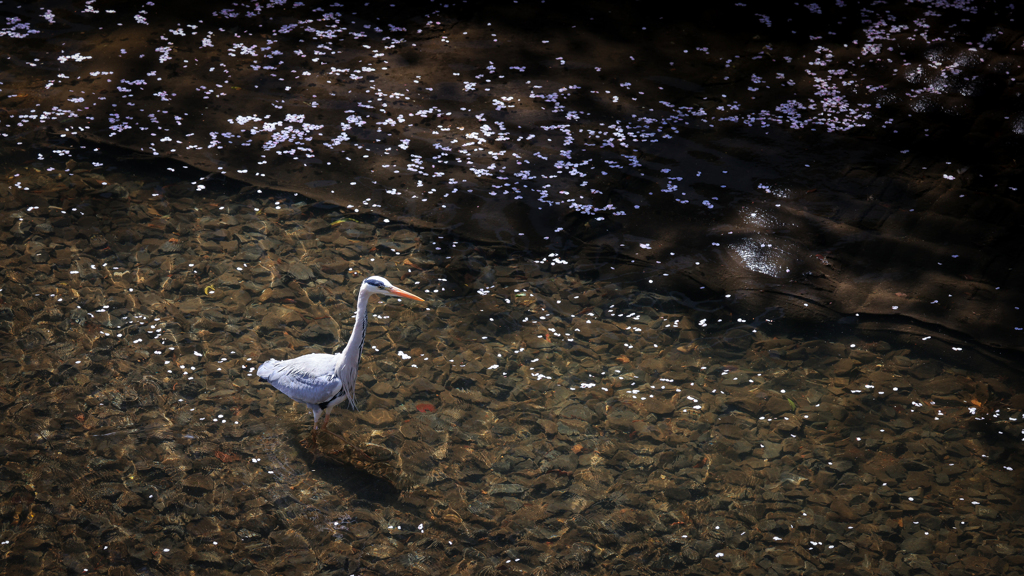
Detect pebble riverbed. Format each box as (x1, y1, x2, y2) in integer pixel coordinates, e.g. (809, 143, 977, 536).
(1, 157, 1023, 575)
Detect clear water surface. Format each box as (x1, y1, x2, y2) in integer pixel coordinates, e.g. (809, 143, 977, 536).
(2, 1, 1024, 575)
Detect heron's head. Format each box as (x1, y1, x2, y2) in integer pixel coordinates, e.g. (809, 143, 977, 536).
(362, 276, 425, 301)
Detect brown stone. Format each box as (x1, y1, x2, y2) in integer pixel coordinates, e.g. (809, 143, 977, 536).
(259, 306, 305, 330)
(182, 474, 215, 493)
(358, 408, 396, 426)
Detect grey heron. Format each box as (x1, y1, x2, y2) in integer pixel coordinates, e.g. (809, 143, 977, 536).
(257, 275, 424, 437)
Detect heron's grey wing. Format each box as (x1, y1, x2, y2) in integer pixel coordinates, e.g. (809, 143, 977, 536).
(257, 354, 342, 405)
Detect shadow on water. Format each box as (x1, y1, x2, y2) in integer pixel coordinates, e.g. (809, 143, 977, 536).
(305, 453, 403, 506)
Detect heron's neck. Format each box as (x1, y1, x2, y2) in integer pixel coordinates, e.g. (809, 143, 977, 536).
(340, 286, 371, 369)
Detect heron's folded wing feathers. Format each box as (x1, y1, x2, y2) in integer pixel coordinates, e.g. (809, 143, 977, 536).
(257, 354, 343, 405)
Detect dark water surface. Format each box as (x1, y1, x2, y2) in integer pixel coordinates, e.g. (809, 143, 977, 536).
(3, 1, 1024, 575)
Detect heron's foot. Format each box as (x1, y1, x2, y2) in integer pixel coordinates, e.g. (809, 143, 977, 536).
(301, 429, 321, 449)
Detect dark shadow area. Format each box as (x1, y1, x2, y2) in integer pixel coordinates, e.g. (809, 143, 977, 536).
(305, 448, 403, 505)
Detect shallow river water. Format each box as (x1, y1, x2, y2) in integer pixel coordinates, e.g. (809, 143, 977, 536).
(2, 1, 1024, 575)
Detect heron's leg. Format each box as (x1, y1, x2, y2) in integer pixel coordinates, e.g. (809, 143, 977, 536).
(308, 417, 322, 444)
(304, 407, 323, 447)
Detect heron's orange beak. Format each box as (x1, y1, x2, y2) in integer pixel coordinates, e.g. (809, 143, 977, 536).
(389, 287, 425, 302)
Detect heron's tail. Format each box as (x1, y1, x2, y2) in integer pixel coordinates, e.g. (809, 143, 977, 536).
(256, 359, 280, 381)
